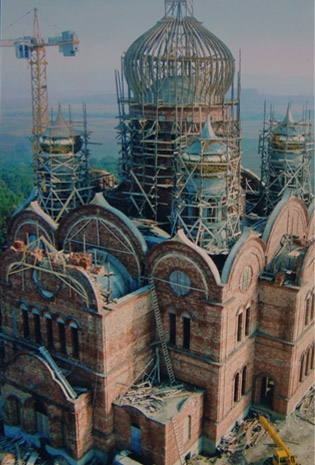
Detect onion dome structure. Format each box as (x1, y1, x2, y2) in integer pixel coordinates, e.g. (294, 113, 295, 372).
(123, 3, 235, 105)
(259, 104, 314, 214)
(174, 118, 241, 252)
(35, 105, 92, 222)
(113, 0, 241, 237)
(39, 105, 83, 154)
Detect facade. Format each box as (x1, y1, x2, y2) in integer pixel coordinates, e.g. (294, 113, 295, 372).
(0, 2, 314, 465)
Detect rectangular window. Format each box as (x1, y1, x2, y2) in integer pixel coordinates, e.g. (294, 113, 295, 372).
(183, 316, 190, 350)
(169, 313, 176, 345)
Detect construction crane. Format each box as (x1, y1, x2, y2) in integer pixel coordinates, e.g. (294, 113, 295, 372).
(0, 7, 79, 150)
(258, 415, 301, 465)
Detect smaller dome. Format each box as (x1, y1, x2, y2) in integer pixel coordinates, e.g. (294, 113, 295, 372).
(39, 105, 83, 154)
(270, 104, 305, 152)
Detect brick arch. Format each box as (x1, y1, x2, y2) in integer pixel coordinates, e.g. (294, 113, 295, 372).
(6, 205, 56, 247)
(57, 204, 147, 281)
(263, 196, 309, 266)
(146, 229, 221, 303)
(221, 230, 265, 294)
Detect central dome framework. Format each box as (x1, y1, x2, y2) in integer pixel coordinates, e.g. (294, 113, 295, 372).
(123, 1, 235, 105)
(113, 0, 241, 251)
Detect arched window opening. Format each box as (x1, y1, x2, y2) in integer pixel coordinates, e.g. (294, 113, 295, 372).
(169, 312, 176, 345)
(234, 372, 240, 402)
(305, 350, 310, 376)
(237, 313, 243, 342)
(70, 323, 79, 359)
(305, 296, 311, 325)
(299, 354, 305, 382)
(245, 306, 250, 336)
(33, 311, 41, 344)
(35, 401, 49, 438)
(183, 315, 190, 350)
(45, 315, 54, 351)
(21, 305, 30, 339)
(58, 319, 66, 355)
(260, 376, 274, 409)
(242, 366, 247, 395)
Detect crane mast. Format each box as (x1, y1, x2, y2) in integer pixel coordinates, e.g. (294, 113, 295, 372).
(31, 8, 49, 149)
(0, 7, 79, 150)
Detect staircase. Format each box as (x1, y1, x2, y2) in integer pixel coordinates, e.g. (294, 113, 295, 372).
(149, 275, 176, 385)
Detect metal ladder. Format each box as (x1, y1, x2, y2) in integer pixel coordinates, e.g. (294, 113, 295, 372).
(149, 275, 176, 385)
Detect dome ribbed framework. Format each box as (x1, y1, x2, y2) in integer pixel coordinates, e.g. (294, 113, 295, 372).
(124, 15, 235, 105)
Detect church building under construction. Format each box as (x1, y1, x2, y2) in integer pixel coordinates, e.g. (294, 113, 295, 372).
(0, 2, 314, 465)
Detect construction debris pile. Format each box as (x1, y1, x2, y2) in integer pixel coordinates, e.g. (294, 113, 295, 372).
(217, 417, 266, 456)
(295, 385, 314, 425)
(116, 381, 186, 414)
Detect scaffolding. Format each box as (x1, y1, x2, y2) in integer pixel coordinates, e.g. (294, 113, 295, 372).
(172, 114, 242, 254)
(35, 104, 94, 222)
(114, 0, 241, 240)
(259, 104, 314, 215)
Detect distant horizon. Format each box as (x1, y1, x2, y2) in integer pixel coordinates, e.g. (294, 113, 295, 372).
(1, 0, 313, 102)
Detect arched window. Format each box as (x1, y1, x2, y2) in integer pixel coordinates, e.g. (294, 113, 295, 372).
(305, 294, 311, 325)
(183, 315, 190, 350)
(299, 354, 305, 382)
(21, 304, 30, 339)
(311, 345, 315, 370)
(237, 312, 243, 342)
(32, 309, 41, 344)
(44, 313, 54, 350)
(34, 401, 49, 438)
(245, 306, 250, 336)
(169, 312, 176, 346)
(242, 366, 247, 395)
(57, 318, 66, 354)
(234, 372, 240, 402)
(69, 321, 79, 359)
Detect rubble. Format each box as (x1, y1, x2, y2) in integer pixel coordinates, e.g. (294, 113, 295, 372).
(295, 385, 314, 425)
(116, 381, 185, 414)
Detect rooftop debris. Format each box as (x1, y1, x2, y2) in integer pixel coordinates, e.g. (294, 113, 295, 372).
(116, 380, 185, 413)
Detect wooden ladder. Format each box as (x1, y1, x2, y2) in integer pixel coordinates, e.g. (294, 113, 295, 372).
(149, 275, 176, 385)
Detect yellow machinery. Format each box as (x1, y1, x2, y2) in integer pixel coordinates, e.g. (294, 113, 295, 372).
(258, 415, 300, 465)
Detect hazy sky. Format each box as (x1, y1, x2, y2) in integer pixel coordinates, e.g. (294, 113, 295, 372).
(0, 0, 314, 105)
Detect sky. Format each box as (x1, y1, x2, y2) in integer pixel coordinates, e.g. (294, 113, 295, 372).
(0, 0, 314, 107)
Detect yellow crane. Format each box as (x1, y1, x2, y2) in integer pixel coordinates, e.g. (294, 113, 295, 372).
(0, 7, 79, 150)
(258, 415, 301, 465)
